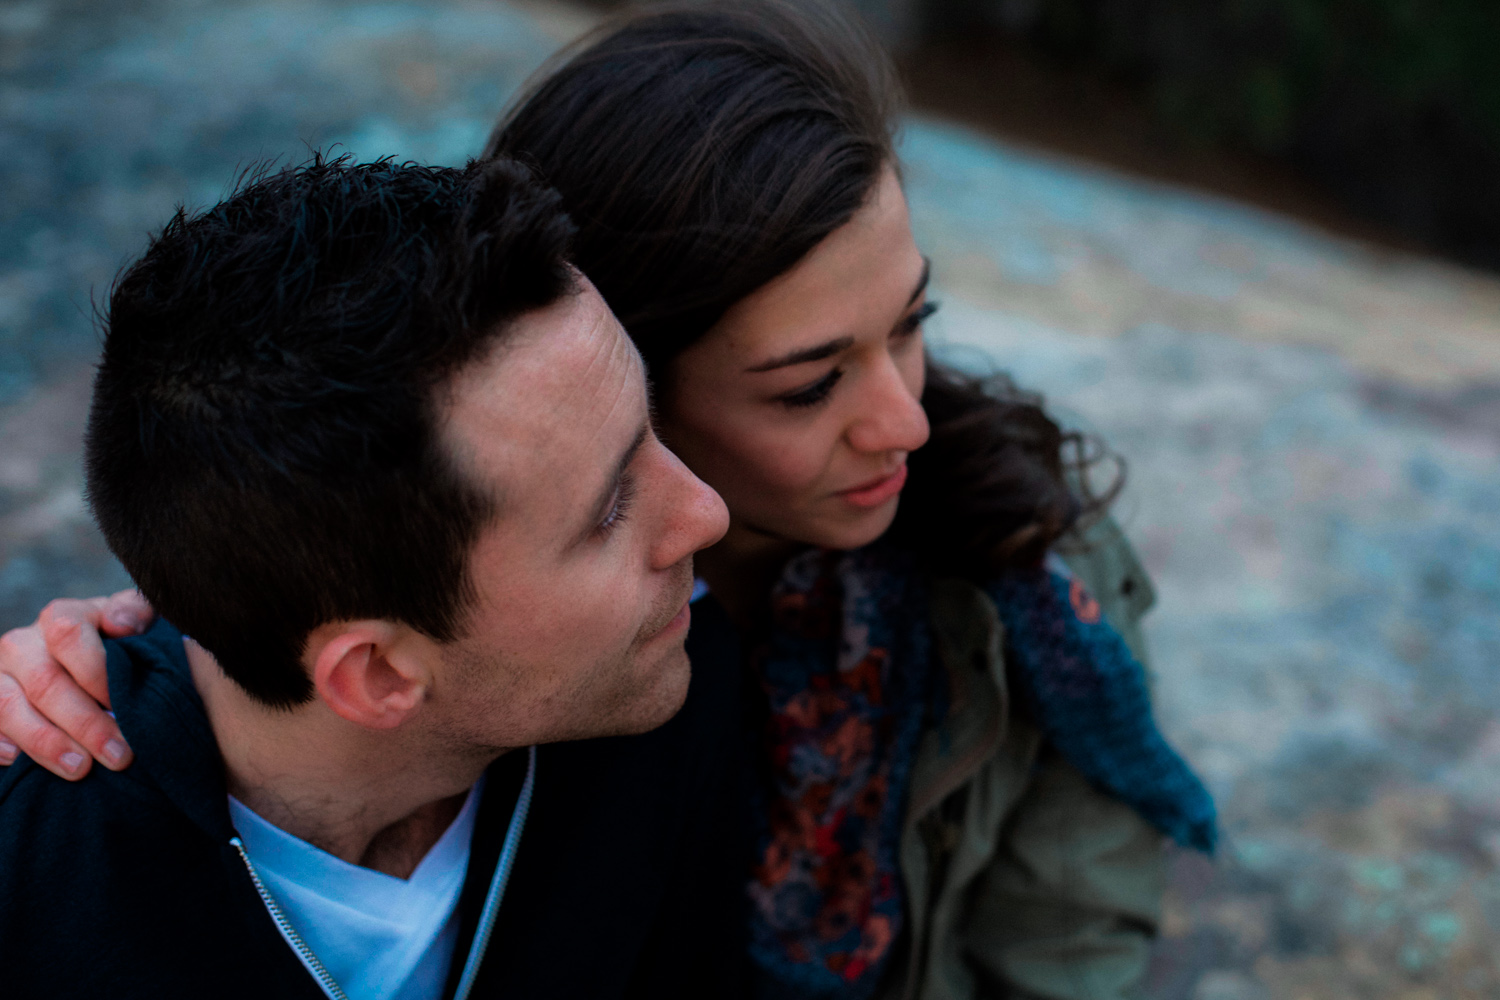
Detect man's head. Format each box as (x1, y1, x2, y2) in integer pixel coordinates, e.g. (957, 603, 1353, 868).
(86, 155, 727, 750)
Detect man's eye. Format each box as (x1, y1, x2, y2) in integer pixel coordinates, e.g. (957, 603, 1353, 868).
(779, 369, 843, 409)
(598, 474, 636, 535)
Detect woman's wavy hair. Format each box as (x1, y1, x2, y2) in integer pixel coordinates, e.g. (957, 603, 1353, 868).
(486, 0, 1118, 577)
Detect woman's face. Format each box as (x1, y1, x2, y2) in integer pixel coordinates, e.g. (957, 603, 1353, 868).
(657, 167, 932, 552)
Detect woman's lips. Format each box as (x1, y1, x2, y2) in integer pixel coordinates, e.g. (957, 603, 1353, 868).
(837, 463, 908, 509)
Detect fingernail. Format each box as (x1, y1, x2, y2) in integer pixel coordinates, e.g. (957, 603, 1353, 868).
(60, 751, 86, 773)
(0, 739, 16, 764)
(103, 738, 131, 767)
(109, 610, 143, 630)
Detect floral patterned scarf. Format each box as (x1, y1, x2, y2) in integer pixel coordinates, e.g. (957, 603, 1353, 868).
(746, 545, 932, 1000)
(745, 544, 1217, 1000)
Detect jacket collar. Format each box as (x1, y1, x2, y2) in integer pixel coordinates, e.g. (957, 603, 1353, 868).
(904, 577, 1011, 821)
(105, 617, 237, 844)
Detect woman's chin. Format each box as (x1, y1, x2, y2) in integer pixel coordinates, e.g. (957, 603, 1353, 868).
(806, 495, 902, 552)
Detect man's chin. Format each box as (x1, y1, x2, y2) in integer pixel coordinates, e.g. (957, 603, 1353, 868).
(504, 645, 693, 746)
(608, 644, 693, 737)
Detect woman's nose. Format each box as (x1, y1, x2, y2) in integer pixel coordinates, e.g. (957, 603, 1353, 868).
(846, 356, 930, 456)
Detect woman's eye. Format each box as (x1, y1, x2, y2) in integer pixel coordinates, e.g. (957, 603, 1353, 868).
(779, 369, 843, 409)
(597, 473, 636, 536)
(900, 300, 940, 335)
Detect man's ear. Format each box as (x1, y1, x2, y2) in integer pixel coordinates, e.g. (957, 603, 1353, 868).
(306, 622, 431, 730)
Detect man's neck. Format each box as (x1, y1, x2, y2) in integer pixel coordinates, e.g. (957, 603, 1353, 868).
(186, 641, 490, 879)
(353, 793, 469, 877)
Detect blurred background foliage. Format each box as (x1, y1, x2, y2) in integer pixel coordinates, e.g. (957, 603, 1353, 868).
(860, 0, 1500, 269)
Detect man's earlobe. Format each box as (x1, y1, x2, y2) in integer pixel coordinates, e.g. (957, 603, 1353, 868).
(310, 624, 428, 730)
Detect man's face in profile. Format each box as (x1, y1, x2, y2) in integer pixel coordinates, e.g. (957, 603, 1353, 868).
(427, 280, 728, 750)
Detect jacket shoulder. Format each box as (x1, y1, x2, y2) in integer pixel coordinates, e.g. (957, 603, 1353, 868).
(927, 514, 1154, 645)
(0, 750, 35, 803)
(0, 747, 182, 855)
(1057, 514, 1155, 621)
(1055, 514, 1156, 669)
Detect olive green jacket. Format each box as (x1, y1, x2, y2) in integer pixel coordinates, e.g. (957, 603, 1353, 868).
(879, 519, 1167, 1000)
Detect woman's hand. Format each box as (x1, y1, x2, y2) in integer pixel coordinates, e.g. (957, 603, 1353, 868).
(0, 589, 153, 779)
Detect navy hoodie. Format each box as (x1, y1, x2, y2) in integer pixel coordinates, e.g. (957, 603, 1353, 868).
(0, 608, 750, 999)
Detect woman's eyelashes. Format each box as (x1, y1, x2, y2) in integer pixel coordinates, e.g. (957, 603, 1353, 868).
(779, 368, 844, 409)
(597, 473, 637, 536)
(776, 303, 938, 410)
(902, 300, 939, 334)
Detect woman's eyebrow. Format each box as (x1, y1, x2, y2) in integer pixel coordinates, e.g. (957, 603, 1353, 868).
(744, 259, 930, 373)
(745, 336, 855, 373)
(908, 258, 931, 307)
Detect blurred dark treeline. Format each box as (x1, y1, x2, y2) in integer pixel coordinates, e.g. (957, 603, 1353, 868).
(866, 0, 1500, 269)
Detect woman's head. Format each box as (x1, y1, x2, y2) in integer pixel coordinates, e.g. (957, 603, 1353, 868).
(659, 166, 931, 550)
(487, 0, 1103, 570)
(487, 0, 899, 371)
(489, 0, 926, 549)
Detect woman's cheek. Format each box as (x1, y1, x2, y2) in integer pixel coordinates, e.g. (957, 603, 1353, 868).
(904, 356, 925, 399)
(748, 423, 836, 497)
(897, 339, 926, 398)
(665, 399, 835, 510)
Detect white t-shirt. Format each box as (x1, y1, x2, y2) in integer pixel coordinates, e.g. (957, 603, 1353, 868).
(228, 780, 482, 1000)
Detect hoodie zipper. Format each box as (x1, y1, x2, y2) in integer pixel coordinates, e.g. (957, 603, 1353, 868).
(231, 835, 349, 1000)
(230, 745, 537, 1000)
(452, 745, 535, 1000)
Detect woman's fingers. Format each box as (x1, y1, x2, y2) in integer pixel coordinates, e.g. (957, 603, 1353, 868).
(35, 598, 134, 769)
(0, 597, 139, 779)
(38, 597, 122, 710)
(98, 589, 154, 639)
(0, 629, 98, 779)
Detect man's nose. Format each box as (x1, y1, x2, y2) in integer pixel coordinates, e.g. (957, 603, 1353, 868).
(845, 356, 929, 456)
(651, 444, 729, 570)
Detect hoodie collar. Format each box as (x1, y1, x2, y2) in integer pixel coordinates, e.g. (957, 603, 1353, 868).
(105, 617, 237, 843)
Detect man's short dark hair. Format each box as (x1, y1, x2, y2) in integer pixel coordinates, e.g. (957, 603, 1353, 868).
(86, 154, 577, 707)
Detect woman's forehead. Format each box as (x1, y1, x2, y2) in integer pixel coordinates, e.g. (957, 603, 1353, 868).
(705, 178, 923, 360)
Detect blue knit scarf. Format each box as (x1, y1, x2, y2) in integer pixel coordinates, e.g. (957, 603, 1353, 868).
(746, 545, 1216, 1000)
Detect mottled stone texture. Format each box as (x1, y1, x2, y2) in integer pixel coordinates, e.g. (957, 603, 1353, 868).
(906, 122, 1500, 998)
(1, 2, 1496, 995)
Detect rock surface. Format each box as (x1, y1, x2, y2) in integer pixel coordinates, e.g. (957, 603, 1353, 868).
(905, 120, 1500, 999)
(2, 1, 1496, 995)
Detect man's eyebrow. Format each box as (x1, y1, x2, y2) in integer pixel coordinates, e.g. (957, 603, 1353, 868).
(743, 259, 931, 374)
(581, 418, 650, 538)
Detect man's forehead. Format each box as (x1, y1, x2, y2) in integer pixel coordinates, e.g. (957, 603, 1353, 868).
(443, 285, 645, 505)
(509, 291, 639, 420)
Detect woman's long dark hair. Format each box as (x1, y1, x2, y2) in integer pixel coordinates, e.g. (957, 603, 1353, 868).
(485, 0, 1118, 577)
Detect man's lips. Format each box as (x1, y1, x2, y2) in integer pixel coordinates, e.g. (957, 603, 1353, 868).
(641, 595, 693, 646)
(837, 463, 908, 509)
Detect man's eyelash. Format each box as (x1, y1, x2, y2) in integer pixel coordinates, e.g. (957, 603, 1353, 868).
(598, 473, 637, 535)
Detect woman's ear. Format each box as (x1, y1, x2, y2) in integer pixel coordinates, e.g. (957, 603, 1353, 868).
(307, 622, 430, 730)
